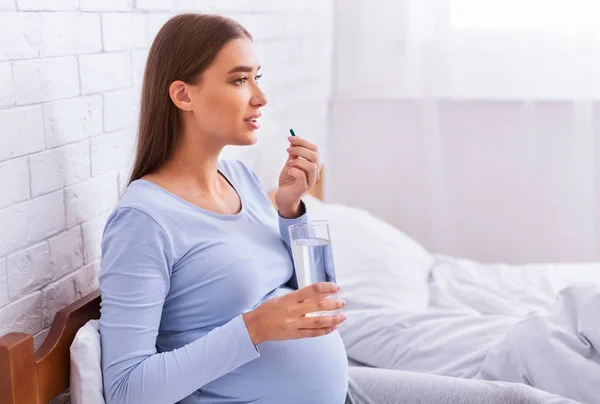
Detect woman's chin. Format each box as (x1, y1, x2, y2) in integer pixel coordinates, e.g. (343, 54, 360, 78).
(225, 126, 259, 146)
(239, 130, 258, 145)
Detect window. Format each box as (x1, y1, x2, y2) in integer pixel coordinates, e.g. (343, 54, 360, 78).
(450, 0, 600, 31)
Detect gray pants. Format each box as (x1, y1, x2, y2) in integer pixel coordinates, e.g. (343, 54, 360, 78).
(346, 367, 581, 404)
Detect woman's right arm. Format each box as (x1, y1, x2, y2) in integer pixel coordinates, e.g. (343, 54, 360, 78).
(99, 207, 260, 404)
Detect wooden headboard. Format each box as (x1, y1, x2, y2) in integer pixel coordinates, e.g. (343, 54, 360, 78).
(0, 170, 324, 404)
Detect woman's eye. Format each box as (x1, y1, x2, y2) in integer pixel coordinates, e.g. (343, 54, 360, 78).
(233, 74, 261, 85)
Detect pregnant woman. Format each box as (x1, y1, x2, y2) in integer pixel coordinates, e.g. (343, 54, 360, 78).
(98, 12, 578, 404)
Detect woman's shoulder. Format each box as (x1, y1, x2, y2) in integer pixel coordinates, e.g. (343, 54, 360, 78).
(106, 180, 173, 232)
(119, 179, 170, 211)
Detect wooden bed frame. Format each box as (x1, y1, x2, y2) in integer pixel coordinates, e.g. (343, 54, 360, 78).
(0, 172, 324, 404)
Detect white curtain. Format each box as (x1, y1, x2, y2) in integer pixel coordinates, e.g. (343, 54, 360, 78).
(330, 0, 600, 263)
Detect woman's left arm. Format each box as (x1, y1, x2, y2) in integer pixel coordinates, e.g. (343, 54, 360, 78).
(274, 135, 321, 291)
(275, 135, 321, 219)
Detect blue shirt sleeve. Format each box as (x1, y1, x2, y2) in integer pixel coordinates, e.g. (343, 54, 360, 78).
(277, 200, 308, 250)
(277, 200, 307, 291)
(99, 207, 260, 404)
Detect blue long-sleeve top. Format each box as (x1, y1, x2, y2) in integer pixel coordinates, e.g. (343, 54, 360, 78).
(99, 160, 349, 404)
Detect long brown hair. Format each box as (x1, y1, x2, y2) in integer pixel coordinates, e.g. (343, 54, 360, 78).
(129, 13, 251, 185)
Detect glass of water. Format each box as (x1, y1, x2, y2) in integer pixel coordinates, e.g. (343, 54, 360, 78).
(288, 220, 339, 317)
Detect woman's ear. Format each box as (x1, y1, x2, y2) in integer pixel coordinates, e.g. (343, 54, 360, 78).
(169, 80, 194, 111)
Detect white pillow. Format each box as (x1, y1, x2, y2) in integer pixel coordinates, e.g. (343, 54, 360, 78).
(302, 195, 434, 313)
(70, 319, 105, 404)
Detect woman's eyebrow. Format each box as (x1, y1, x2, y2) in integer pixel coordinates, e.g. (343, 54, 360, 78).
(227, 65, 261, 74)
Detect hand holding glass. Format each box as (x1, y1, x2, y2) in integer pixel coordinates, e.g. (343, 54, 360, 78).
(288, 220, 341, 317)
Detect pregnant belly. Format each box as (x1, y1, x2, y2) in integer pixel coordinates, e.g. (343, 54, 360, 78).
(198, 330, 349, 404)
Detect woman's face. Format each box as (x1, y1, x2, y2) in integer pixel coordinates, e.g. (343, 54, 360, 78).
(187, 37, 268, 147)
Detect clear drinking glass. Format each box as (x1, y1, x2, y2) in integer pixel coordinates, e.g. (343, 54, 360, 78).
(288, 220, 340, 317)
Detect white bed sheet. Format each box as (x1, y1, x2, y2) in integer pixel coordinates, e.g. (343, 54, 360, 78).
(302, 195, 600, 394)
(428, 256, 600, 317)
(340, 256, 600, 379)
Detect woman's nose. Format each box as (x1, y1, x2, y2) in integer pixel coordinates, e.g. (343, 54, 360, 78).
(251, 88, 268, 107)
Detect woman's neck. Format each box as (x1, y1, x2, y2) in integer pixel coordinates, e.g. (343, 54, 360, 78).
(156, 130, 224, 196)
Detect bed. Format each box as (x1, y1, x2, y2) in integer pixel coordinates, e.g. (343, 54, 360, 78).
(302, 192, 600, 404)
(2, 168, 599, 403)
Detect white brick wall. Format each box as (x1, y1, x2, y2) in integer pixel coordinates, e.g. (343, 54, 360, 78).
(43, 95, 103, 147)
(7, 241, 52, 299)
(0, 12, 41, 61)
(0, 4, 333, 401)
(40, 13, 102, 57)
(0, 156, 30, 209)
(29, 140, 91, 196)
(79, 52, 132, 94)
(0, 258, 8, 307)
(103, 89, 138, 132)
(91, 129, 136, 176)
(0, 0, 15, 10)
(0, 191, 65, 256)
(131, 49, 149, 88)
(80, 0, 133, 12)
(82, 213, 109, 264)
(137, 0, 176, 12)
(64, 173, 118, 227)
(42, 261, 99, 328)
(48, 226, 85, 280)
(0, 291, 43, 335)
(0, 62, 13, 108)
(102, 13, 147, 51)
(19, 0, 79, 11)
(0, 105, 45, 160)
(13, 57, 79, 104)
